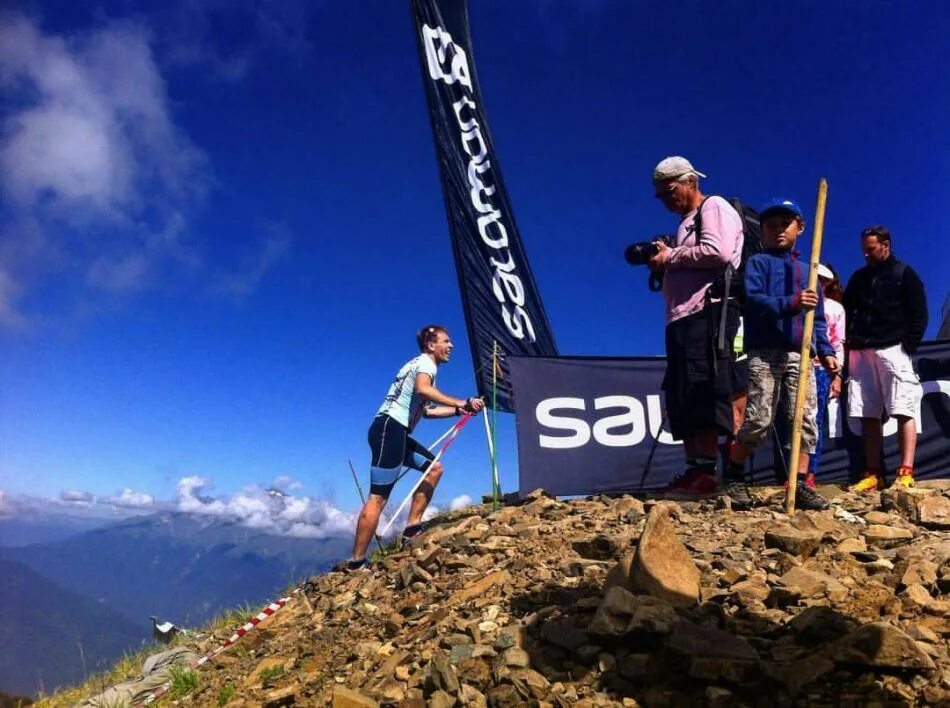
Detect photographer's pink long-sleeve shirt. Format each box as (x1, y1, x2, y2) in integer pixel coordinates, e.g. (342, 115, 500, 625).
(662, 196, 743, 324)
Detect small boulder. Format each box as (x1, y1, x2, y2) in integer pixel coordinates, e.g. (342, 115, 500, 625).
(779, 566, 848, 601)
(901, 559, 938, 588)
(902, 583, 934, 609)
(836, 537, 867, 554)
(332, 686, 379, 708)
(864, 524, 914, 548)
(831, 622, 935, 672)
(631, 503, 700, 607)
(764, 523, 822, 558)
(666, 621, 759, 682)
(588, 586, 678, 638)
(572, 534, 619, 560)
(917, 496, 950, 530)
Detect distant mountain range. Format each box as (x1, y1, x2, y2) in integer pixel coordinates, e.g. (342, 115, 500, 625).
(0, 511, 352, 697)
(0, 558, 145, 697)
(0, 514, 115, 547)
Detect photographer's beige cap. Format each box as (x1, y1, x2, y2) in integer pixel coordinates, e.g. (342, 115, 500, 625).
(653, 156, 707, 181)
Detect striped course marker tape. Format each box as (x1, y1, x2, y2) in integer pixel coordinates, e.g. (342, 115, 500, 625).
(135, 585, 304, 706)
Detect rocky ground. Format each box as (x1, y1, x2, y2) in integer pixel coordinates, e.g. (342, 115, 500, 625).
(154, 482, 950, 707)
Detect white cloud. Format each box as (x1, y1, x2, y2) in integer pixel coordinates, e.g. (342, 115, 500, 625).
(449, 494, 473, 511)
(0, 488, 6, 514)
(270, 475, 303, 492)
(0, 14, 206, 217)
(101, 487, 156, 509)
(59, 489, 94, 506)
(174, 476, 355, 539)
(209, 224, 291, 300)
(0, 12, 209, 325)
(163, 0, 313, 82)
(0, 268, 25, 329)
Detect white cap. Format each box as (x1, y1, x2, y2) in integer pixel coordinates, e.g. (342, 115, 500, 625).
(816, 263, 834, 280)
(653, 156, 707, 181)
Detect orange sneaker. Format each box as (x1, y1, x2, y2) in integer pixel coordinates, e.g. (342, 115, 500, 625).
(890, 466, 915, 489)
(849, 470, 883, 493)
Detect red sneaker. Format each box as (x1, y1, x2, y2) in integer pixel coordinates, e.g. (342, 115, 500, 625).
(661, 469, 720, 500)
(784, 474, 818, 490)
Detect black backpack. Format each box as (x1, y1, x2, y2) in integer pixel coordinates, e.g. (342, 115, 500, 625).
(693, 196, 764, 303)
(693, 197, 764, 353)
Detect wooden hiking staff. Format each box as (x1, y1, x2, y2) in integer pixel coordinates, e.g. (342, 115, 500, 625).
(785, 178, 829, 515)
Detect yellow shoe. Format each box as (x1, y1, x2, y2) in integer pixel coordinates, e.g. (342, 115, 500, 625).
(890, 467, 915, 489)
(849, 471, 883, 493)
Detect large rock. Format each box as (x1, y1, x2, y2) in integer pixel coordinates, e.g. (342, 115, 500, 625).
(917, 496, 950, 530)
(588, 586, 678, 638)
(764, 523, 822, 558)
(831, 623, 936, 672)
(631, 503, 700, 607)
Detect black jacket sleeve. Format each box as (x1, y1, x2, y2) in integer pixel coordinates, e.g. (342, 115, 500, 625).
(901, 266, 928, 353)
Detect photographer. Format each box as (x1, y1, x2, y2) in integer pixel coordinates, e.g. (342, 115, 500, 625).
(647, 156, 743, 499)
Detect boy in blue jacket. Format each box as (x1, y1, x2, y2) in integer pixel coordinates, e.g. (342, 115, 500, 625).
(724, 198, 840, 510)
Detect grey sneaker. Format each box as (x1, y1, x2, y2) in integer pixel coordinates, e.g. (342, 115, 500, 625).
(724, 479, 755, 510)
(795, 483, 830, 511)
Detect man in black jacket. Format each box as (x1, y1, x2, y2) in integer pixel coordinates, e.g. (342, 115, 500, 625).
(844, 225, 928, 492)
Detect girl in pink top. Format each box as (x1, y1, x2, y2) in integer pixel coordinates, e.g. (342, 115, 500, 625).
(809, 263, 846, 478)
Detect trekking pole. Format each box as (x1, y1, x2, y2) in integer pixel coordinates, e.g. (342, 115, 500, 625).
(393, 418, 465, 484)
(380, 414, 473, 537)
(349, 459, 384, 552)
(638, 410, 667, 491)
(786, 178, 828, 515)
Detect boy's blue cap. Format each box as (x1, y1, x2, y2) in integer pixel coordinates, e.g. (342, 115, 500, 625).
(760, 198, 803, 219)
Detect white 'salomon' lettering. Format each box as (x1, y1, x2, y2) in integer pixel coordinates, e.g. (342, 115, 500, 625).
(534, 379, 950, 450)
(422, 23, 538, 343)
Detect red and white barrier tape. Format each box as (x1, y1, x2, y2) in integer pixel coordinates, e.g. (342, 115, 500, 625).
(136, 585, 304, 706)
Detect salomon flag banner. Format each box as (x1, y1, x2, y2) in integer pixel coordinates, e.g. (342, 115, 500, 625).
(411, 0, 558, 411)
(510, 341, 950, 497)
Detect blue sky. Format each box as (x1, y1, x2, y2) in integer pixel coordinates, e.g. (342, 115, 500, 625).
(1, 1, 947, 533)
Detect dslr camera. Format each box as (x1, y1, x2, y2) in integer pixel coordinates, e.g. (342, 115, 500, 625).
(624, 234, 674, 266)
(625, 234, 674, 291)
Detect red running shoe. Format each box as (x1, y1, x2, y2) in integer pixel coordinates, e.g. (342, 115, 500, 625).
(661, 469, 720, 500)
(784, 473, 818, 490)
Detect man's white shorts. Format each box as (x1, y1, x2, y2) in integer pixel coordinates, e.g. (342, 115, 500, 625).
(847, 344, 921, 419)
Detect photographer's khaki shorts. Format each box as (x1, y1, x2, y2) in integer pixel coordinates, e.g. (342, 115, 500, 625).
(847, 344, 921, 419)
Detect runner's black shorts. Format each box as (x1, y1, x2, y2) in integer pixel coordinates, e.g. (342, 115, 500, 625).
(367, 414, 435, 498)
(662, 302, 738, 441)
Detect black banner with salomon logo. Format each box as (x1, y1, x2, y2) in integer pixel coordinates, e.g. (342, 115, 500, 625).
(410, 0, 558, 411)
(510, 341, 950, 496)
